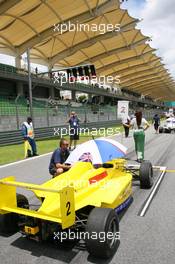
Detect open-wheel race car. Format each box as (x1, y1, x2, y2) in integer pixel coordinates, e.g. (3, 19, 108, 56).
(0, 157, 153, 259)
(159, 117, 175, 133)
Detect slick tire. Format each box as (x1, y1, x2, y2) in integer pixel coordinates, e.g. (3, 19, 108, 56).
(140, 161, 153, 189)
(0, 194, 29, 234)
(85, 207, 119, 259)
(165, 130, 171, 134)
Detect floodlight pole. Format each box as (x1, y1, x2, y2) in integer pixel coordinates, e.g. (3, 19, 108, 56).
(27, 48, 34, 125)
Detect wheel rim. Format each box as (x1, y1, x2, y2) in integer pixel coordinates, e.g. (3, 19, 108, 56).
(107, 217, 117, 248)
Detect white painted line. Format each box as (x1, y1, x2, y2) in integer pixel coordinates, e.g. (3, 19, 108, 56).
(107, 132, 122, 138)
(139, 166, 167, 217)
(0, 152, 52, 169)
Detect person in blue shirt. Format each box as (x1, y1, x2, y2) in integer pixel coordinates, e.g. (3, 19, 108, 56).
(49, 138, 71, 177)
(68, 111, 80, 150)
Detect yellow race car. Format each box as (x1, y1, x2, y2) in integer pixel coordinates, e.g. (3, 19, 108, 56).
(0, 159, 153, 259)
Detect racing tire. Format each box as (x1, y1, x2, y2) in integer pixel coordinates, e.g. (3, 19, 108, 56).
(85, 207, 119, 259)
(139, 161, 153, 189)
(165, 130, 171, 134)
(0, 194, 29, 234)
(159, 127, 163, 133)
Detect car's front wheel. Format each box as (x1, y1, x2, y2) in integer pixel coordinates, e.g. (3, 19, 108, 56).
(85, 207, 119, 259)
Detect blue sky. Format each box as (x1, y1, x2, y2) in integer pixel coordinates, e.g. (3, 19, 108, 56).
(121, 0, 146, 18)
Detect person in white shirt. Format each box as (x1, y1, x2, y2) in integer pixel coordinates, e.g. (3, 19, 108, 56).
(130, 111, 149, 162)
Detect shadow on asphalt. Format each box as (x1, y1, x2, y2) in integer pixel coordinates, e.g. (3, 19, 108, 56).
(11, 237, 79, 263)
(0, 232, 16, 237)
(11, 235, 121, 263)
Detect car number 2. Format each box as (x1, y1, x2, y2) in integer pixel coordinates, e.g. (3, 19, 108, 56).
(66, 201, 71, 216)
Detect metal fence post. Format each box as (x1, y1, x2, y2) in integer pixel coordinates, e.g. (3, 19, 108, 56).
(15, 95, 20, 129)
(84, 104, 87, 128)
(46, 100, 50, 127)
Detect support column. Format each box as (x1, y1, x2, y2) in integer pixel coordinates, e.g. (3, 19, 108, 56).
(49, 87, 55, 98)
(48, 64, 53, 71)
(26, 48, 34, 125)
(16, 81, 24, 96)
(15, 55, 22, 68)
(71, 90, 76, 101)
(88, 93, 92, 103)
(48, 64, 53, 79)
(99, 95, 104, 104)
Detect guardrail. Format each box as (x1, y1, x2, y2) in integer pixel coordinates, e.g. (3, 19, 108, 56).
(0, 120, 120, 146)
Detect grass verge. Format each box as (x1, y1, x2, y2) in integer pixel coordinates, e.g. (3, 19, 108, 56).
(0, 125, 123, 165)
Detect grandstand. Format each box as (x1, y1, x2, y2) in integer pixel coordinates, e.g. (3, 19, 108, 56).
(0, 91, 164, 132)
(0, 57, 167, 132)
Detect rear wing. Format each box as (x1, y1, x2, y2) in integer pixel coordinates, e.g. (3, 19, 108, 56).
(0, 176, 75, 229)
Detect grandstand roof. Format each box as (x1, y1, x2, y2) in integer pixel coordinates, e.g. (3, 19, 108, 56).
(0, 0, 175, 100)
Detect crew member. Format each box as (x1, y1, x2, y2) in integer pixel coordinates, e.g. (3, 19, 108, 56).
(49, 138, 71, 177)
(21, 117, 38, 157)
(67, 111, 80, 150)
(122, 115, 130, 138)
(130, 111, 149, 162)
(153, 114, 160, 134)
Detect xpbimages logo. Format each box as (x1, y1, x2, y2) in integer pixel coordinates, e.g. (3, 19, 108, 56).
(53, 230, 120, 243)
(53, 127, 121, 138)
(52, 73, 120, 86)
(54, 21, 121, 35)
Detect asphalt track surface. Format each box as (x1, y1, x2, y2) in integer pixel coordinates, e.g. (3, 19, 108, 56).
(0, 126, 175, 264)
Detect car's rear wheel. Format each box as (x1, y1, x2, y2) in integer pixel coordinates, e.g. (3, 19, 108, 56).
(0, 194, 29, 234)
(85, 207, 119, 259)
(139, 161, 153, 189)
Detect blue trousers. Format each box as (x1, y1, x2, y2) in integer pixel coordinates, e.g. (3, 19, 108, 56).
(27, 137, 37, 155)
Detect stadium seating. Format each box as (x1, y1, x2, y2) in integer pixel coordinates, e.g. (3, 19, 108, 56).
(0, 96, 47, 116)
(0, 96, 117, 117)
